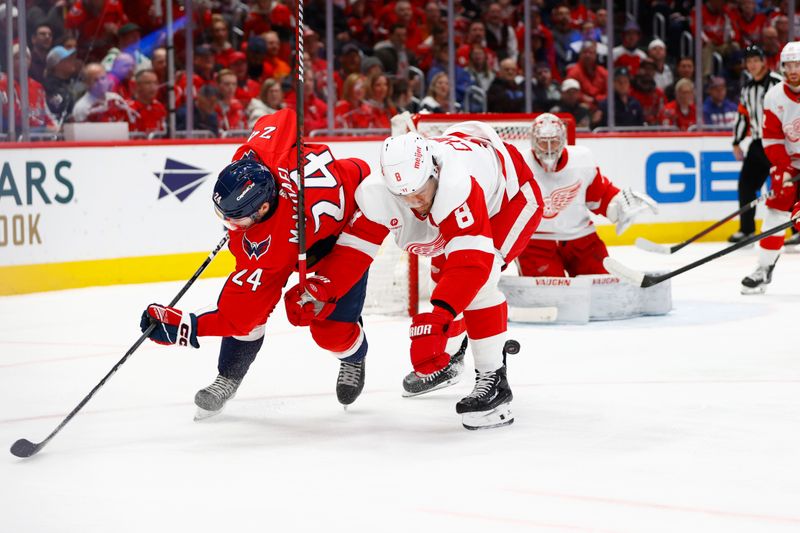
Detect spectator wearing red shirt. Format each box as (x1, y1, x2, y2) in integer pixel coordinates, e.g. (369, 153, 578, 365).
(762, 26, 782, 72)
(262, 31, 291, 82)
(365, 72, 396, 129)
(65, 0, 129, 62)
(566, 41, 608, 109)
(661, 79, 697, 131)
(229, 52, 259, 106)
(630, 58, 666, 125)
(613, 21, 647, 76)
(334, 73, 380, 129)
(284, 67, 329, 134)
(107, 52, 136, 100)
(457, 21, 498, 71)
(72, 63, 133, 123)
(691, 0, 735, 76)
(210, 15, 236, 68)
(127, 69, 166, 133)
(0, 44, 55, 131)
(215, 69, 246, 131)
(243, 0, 292, 41)
(378, 1, 424, 50)
(732, 0, 767, 46)
(175, 44, 215, 106)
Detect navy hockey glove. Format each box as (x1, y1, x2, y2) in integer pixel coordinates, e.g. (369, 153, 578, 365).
(140, 303, 199, 348)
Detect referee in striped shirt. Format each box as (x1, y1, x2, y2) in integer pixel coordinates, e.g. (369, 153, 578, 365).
(730, 45, 783, 243)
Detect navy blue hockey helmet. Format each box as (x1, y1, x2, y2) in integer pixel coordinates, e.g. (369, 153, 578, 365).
(213, 159, 277, 228)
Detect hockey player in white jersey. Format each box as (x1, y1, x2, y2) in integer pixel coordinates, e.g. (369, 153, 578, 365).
(741, 42, 800, 294)
(517, 113, 657, 276)
(283, 124, 543, 430)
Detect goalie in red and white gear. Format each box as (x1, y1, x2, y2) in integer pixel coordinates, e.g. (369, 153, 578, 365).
(284, 124, 543, 430)
(517, 113, 657, 277)
(742, 42, 800, 294)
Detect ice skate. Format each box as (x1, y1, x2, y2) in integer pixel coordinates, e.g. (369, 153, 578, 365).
(741, 263, 776, 295)
(337, 359, 365, 407)
(728, 231, 754, 244)
(194, 375, 241, 421)
(456, 365, 514, 430)
(402, 337, 467, 397)
(784, 231, 800, 253)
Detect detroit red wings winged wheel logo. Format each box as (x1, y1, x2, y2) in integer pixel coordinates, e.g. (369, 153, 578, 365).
(782, 118, 800, 143)
(542, 181, 582, 219)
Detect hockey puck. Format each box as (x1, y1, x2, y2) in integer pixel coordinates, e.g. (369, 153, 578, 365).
(504, 339, 520, 355)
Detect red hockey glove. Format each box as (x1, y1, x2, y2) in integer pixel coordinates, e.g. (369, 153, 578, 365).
(792, 202, 800, 231)
(283, 276, 337, 327)
(140, 304, 199, 348)
(409, 310, 452, 375)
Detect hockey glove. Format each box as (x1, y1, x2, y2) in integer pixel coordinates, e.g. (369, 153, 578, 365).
(284, 276, 337, 327)
(140, 304, 199, 348)
(792, 202, 800, 231)
(409, 310, 452, 375)
(606, 188, 659, 235)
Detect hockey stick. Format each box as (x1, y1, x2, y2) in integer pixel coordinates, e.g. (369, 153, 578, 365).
(604, 215, 798, 288)
(295, 0, 307, 288)
(9, 234, 230, 458)
(636, 174, 800, 255)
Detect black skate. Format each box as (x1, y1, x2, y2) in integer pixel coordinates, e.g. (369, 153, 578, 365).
(402, 337, 468, 397)
(194, 375, 241, 421)
(337, 359, 365, 407)
(728, 231, 754, 244)
(456, 365, 513, 430)
(741, 263, 776, 295)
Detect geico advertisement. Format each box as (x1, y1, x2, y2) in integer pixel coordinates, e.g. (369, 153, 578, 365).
(0, 135, 744, 267)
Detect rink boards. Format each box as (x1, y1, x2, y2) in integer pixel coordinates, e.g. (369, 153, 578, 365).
(0, 132, 758, 295)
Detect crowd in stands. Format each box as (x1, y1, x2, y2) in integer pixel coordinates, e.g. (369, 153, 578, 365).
(0, 0, 796, 138)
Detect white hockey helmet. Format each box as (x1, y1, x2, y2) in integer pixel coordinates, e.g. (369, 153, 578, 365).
(531, 113, 567, 172)
(380, 132, 437, 196)
(780, 41, 800, 68)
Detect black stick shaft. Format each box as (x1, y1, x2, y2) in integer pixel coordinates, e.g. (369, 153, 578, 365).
(12, 234, 229, 456)
(671, 196, 762, 252)
(296, 0, 307, 288)
(646, 220, 794, 286)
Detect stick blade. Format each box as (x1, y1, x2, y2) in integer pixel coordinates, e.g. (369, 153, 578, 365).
(635, 237, 672, 255)
(603, 257, 646, 287)
(10, 439, 40, 458)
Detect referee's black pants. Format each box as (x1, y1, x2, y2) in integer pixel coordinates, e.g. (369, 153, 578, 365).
(737, 139, 770, 235)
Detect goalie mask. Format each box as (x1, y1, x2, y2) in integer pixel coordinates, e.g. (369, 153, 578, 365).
(531, 113, 567, 172)
(380, 133, 438, 196)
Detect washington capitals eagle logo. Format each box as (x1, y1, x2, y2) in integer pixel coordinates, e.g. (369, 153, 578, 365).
(243, 234, 271, 260)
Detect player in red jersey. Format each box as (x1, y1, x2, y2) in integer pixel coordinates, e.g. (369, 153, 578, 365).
(139, 108, 373, 418)
(284, 123, 543, 430)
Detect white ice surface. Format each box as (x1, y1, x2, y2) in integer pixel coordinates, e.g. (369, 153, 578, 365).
(2, 244, 800, 533)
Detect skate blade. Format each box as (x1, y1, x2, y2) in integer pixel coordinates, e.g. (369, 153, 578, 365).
(401, 375, 462, 398)
(193, 407, 223, 422)
(461, 405, 514, 430)
(740, 285, 768, 295)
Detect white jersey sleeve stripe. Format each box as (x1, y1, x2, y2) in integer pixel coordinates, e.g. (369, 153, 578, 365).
(337, 233, 381, 258)
(499, 182, 539, 258)
(445, 235, 495, 257)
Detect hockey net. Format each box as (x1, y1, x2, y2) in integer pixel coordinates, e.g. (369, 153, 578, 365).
(362, 112, 576, 316)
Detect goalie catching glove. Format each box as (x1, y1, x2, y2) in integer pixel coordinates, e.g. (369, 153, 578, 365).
(606, 188, 658, 235)
(283, 276, 337, 326)
(409, 309, 452, 375)
(140, 304, 199, 348)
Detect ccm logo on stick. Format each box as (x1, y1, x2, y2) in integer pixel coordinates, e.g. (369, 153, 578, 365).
(410, 325, 432, 336)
